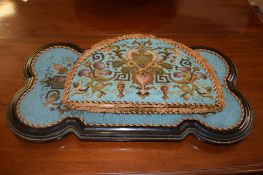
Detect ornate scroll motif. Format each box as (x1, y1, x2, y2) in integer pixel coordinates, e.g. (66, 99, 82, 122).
(62, 34, 225, 114)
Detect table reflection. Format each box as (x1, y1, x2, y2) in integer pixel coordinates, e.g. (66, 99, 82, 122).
(0, 0, 15, 19)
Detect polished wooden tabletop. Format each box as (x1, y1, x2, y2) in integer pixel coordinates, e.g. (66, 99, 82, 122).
(0, 0, 263, 174)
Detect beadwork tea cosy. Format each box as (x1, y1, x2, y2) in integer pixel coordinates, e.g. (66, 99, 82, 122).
(8, 34, 252, 144)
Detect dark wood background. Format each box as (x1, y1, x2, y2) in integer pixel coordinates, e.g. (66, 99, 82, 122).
(0, 0, 263, 174)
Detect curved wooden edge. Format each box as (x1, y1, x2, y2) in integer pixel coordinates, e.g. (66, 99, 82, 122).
(7, 43, 253, 144)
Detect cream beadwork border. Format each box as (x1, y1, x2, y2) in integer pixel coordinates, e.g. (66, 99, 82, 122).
(15, 45, 245, 131)
(62, 34, 225, 114)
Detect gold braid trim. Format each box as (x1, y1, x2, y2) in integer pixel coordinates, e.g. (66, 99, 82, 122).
(15, 46, 244, 131)
(63, 34, 224, 114)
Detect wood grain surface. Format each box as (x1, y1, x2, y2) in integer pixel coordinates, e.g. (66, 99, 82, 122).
(0, 0, 263, 174)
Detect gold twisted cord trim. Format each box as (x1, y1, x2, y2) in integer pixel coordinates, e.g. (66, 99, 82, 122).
(15, 46, 245, 131)
(63, 34, 224, 114)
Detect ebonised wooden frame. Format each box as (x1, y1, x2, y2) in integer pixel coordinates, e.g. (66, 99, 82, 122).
(7, 43, 253, 144)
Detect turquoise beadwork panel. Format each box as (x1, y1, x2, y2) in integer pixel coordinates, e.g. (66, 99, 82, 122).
(68, 38, 216, 104)
(18, 46, 242, 129)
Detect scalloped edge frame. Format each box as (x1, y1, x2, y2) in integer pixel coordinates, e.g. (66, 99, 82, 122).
(7, 43, 253, 144)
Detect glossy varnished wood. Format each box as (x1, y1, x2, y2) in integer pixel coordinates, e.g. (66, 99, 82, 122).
(0, 0, 263, 174)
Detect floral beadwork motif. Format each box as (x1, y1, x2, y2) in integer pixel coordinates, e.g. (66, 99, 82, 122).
(40, 57, 76, 114)
(63, 35, 224, 114)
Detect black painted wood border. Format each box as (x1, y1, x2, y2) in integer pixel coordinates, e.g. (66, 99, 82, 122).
(7, 43, 253, 144)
